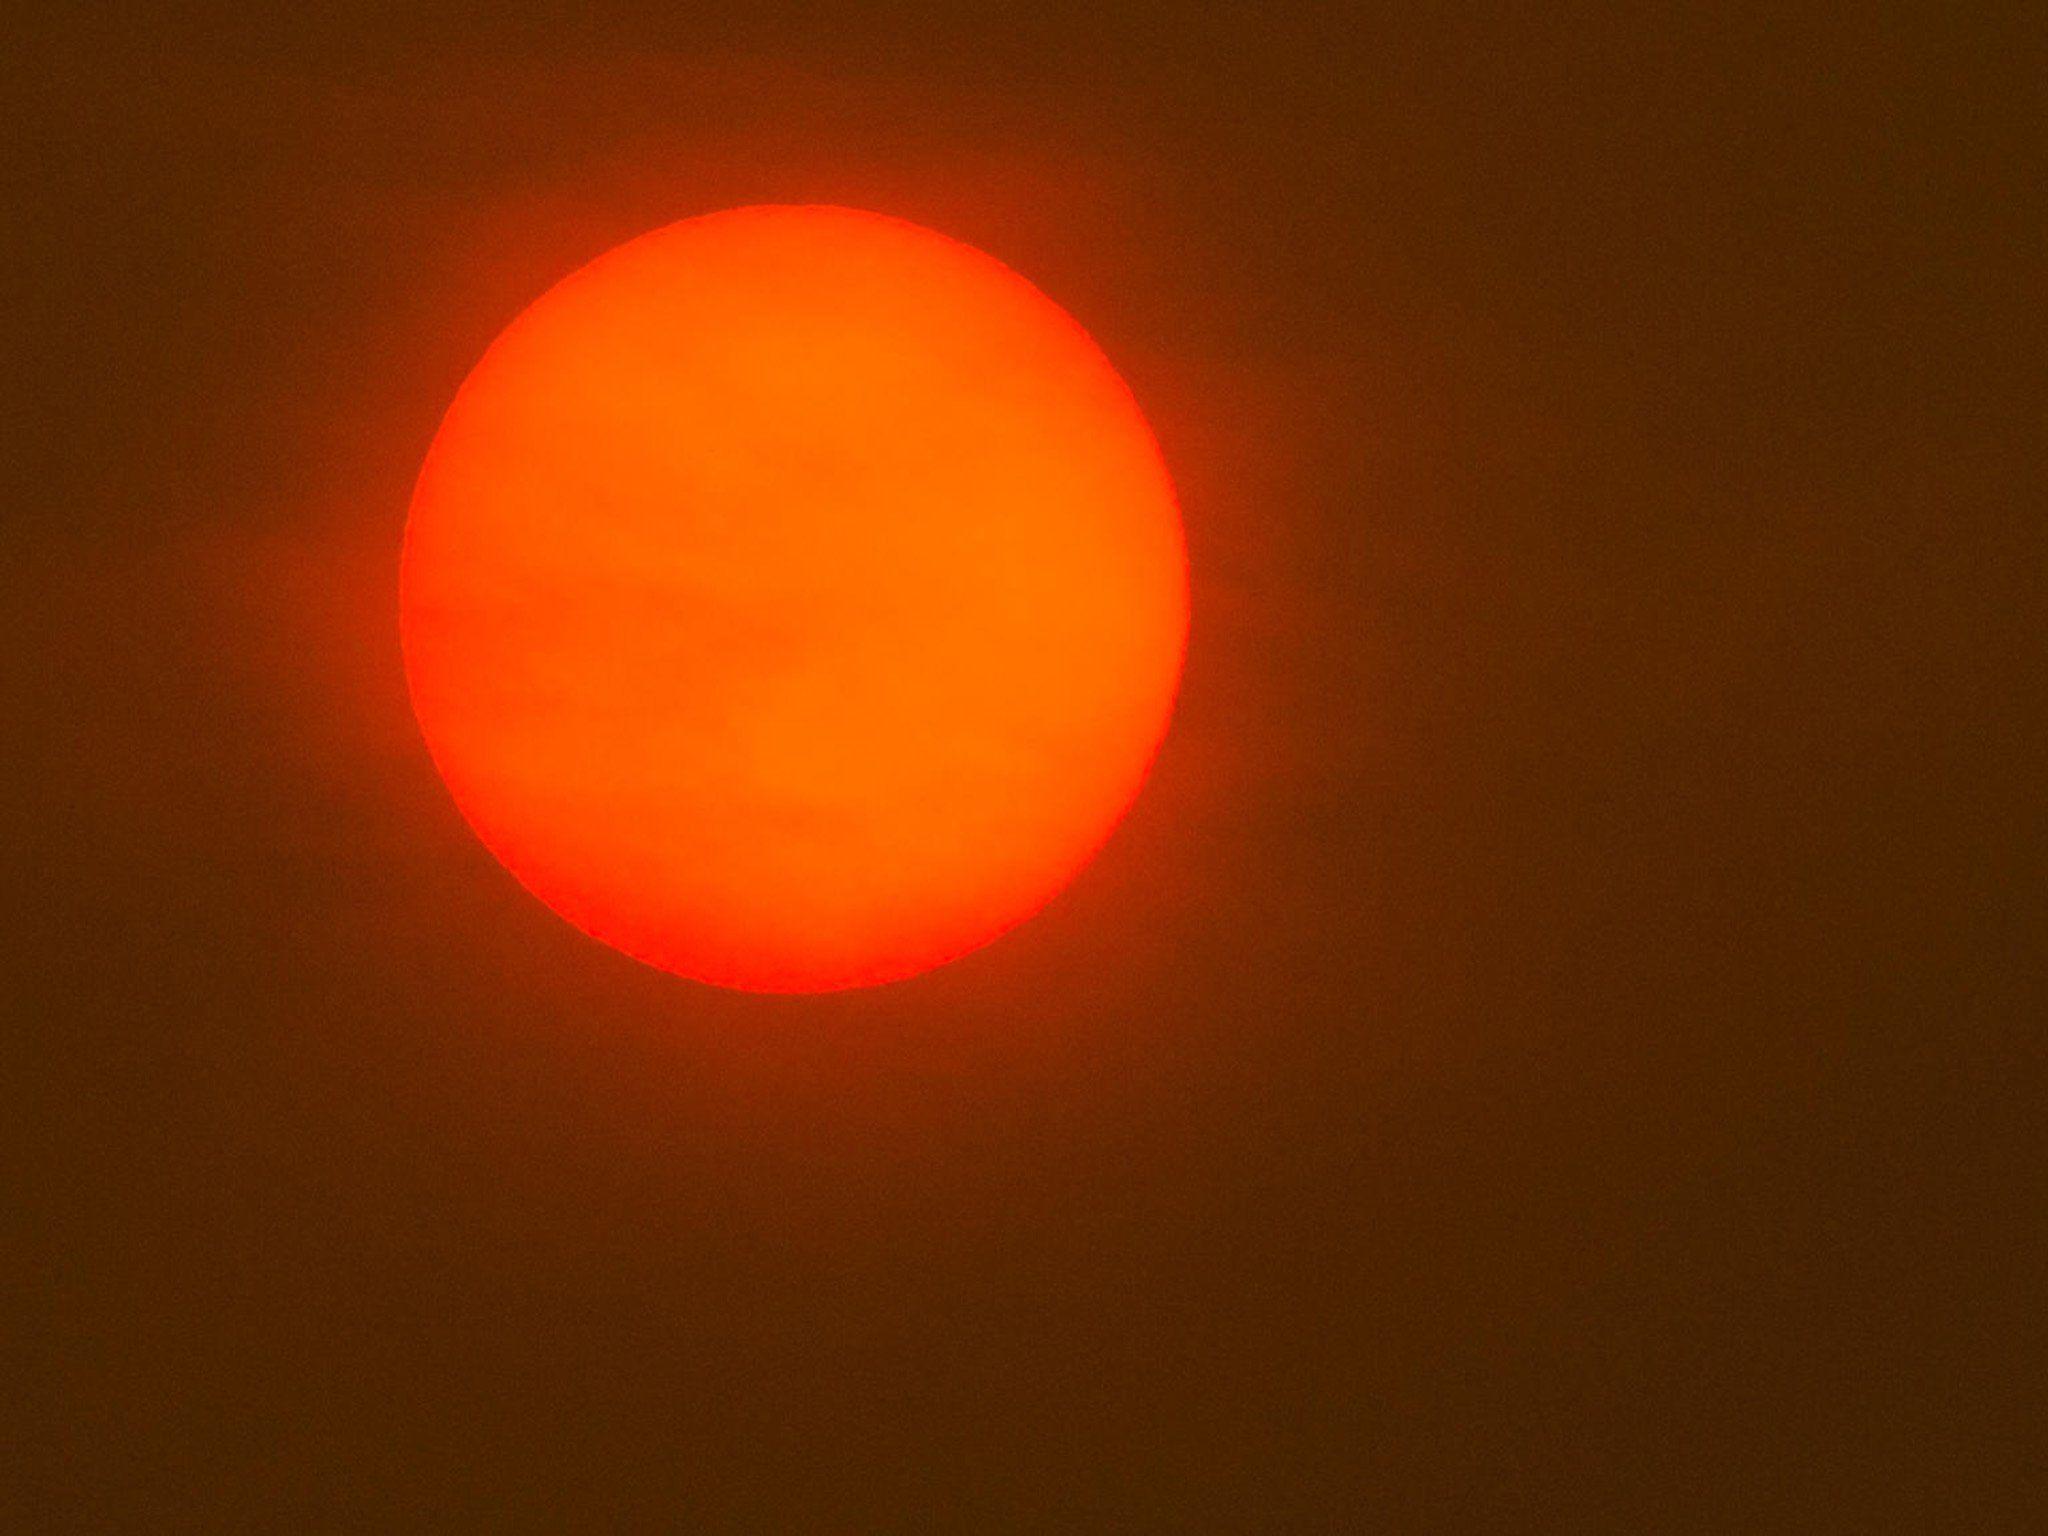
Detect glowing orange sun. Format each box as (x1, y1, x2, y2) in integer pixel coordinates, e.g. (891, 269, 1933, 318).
(400, 205, 1188, 992)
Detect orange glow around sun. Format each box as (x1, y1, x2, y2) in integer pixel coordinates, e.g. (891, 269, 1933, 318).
(399, 205, 1188, 992)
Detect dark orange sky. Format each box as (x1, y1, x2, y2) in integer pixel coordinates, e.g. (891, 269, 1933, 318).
(8, 5, 2039, 1529)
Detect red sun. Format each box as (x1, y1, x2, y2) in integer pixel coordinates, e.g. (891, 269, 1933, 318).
(400, 205, 1188, 992)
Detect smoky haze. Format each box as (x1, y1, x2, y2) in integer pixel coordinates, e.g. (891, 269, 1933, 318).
(7, 6, 2038, 1529)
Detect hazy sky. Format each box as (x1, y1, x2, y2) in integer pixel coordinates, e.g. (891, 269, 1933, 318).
(9, 5, 2038, 1528)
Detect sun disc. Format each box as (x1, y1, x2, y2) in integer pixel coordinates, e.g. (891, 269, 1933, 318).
(399, 205, 1187, 991)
